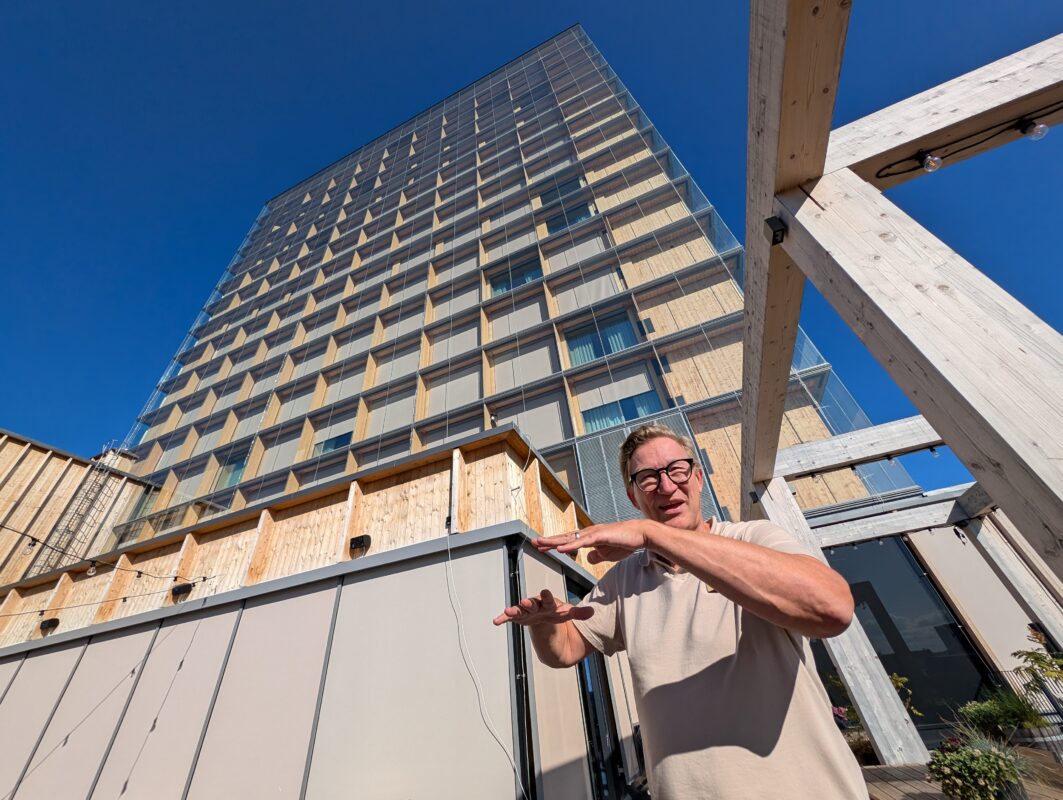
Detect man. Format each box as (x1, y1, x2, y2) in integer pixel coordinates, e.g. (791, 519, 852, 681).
(493, 424, 868, 799)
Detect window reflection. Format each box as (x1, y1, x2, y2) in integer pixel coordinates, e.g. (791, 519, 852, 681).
(812, 537, 995, 743)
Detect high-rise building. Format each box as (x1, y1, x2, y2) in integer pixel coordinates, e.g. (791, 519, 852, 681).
(0, 29, 1050, 789)
(106, 24, 903, 549)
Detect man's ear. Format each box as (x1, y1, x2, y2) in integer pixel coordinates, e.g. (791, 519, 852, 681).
(626, 484, 639, 510)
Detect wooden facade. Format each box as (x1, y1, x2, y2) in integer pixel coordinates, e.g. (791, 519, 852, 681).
(0, 428, 592, 649)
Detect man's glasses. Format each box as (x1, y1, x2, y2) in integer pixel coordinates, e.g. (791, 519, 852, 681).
(629, 458, 695, 492)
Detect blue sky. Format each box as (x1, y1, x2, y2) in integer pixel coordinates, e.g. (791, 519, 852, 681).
(1, 2, 1060, 491)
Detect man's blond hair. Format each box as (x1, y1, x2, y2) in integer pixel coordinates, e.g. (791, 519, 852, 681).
(618, 423, 697, 484)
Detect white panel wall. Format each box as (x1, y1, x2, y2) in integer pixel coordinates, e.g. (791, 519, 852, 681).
(18, 626, 157, 800)
(305, 547, 516, 799)
(0, 642, 84, 793)
(521, 552, 593, 800)
(92, 608, 240, 800)
(186, 583, 337, 799)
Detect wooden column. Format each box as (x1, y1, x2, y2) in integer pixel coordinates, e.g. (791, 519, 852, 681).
(740, 0, 851, 517)
(757, 477, 929, 764)
(776, 167, 1063, 578)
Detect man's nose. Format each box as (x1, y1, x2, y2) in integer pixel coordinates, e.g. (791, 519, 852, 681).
(655, 471, 679, 492)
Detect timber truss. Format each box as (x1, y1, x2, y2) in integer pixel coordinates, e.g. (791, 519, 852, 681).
(739, 2, 1063, 765)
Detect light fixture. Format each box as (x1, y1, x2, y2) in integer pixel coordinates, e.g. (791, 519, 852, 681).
(929, 447, 940, 458)
(1020, 120, 1048, 141)
(40, 617, 60, 633)
(87, 561, 97, 577)
(919, 152, 943, 173)
(171, 582, 194, 599)
(350, 534, 372, 554)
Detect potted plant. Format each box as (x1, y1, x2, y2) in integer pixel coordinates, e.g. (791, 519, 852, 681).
(958, 691, 1047, 741)
(927, 731, 1028, 800)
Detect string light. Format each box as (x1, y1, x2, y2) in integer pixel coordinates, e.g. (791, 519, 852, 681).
(1020, 120, 1049, 141)
(0, 575, 217, 619)
(919, 152, 943, 173)
(875, 100, 1061, 180)
(0, 522, 200, 584)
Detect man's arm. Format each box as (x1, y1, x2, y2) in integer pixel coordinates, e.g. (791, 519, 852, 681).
(492, 589, 597, 668)
(646, 522, 853, 638)
(543, 520, 854, 638)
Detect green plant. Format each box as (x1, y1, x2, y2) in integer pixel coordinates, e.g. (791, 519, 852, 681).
(958, 690, 1047, 739)
(891, 672, 924, 718)
(1012, 632, 1063, 698)
(927, 732, 1025, 800)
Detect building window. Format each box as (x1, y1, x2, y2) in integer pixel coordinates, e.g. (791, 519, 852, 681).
(215, 448, 249, 491)
(575, 363, 664, 433)
(583, 390, 662, 432)
(545, 202, 593, 235)
(312, 432, 352, 457)
(538, 177, 582, 207)
(567, 315, 637, 366)
(490, 259, 543, 296)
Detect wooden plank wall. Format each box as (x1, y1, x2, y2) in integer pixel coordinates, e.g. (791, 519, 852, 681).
(634, 271, 743, 337)
(0, 432, 155, 586)
(0, 430, 589, 648)
(688, 391, 869, 522)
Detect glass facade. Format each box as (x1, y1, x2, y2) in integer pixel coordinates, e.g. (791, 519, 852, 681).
(115, 23, 913, 540)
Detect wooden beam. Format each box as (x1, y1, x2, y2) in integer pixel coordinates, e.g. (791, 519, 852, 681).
(741, 0, 851, 518)
(956, 482, 995, 519)
(815, 499, 966, 547)
(756, 477, 928, 764)
(775, 167, 1063, 577)
(987, 510, 1063, 607)
(967, 517, 1063, 651)
(774, 415, 941, 480)
(826, 34, 1063, 189)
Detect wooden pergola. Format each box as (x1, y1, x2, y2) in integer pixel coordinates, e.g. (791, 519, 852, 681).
(740, 2, 1063, 764)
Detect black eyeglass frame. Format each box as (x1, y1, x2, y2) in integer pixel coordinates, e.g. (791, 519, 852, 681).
(628, 458, 696, 491)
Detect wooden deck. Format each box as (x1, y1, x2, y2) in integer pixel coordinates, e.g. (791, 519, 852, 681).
(864, 749, 1063, 799)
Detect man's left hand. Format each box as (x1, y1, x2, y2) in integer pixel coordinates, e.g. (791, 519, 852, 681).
(534, 520, 648, 564)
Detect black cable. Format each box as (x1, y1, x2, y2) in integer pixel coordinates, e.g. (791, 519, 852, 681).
(0, 522, 202, 584)
(0, 575, 217, 619)
(874, 100, 1063, 180)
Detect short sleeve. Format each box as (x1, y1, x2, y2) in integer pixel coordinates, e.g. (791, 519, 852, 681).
(731, 519, 814, 558)
(571, 567, 626, 656)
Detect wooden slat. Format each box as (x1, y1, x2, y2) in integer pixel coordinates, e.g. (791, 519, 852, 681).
(741, 0, 851, 517)
(757, 477, 929, 764)
(775, 167, 1063, 578)
(774, 415, 941, 480)
(815, 500, 965, 546)
(968, 517, 1063, 651)
(826, 34, 1063, 189)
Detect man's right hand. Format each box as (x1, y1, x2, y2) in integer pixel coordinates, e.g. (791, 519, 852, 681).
(491, 588, 594, 627)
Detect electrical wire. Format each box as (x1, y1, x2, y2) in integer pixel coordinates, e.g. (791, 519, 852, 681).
(0, 522, 205, 585)
(874, 99, 1063, 180)
(0, 575, 218, 619)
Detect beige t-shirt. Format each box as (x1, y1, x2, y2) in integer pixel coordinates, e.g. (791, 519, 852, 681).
(572, 519, 868, 800)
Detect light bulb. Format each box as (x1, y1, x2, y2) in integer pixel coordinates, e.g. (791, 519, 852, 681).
(24, 538, 37, 554)
(930, 447, 940, 458)
(921, 153, 943, 173)
(1021, 121, 1048, 141)
(87, 562, 97, 577)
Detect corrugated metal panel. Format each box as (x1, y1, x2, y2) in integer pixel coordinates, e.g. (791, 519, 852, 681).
(574, 410, 721, 524)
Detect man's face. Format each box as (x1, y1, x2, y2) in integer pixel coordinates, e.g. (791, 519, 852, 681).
(625, 436, 703, 531)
